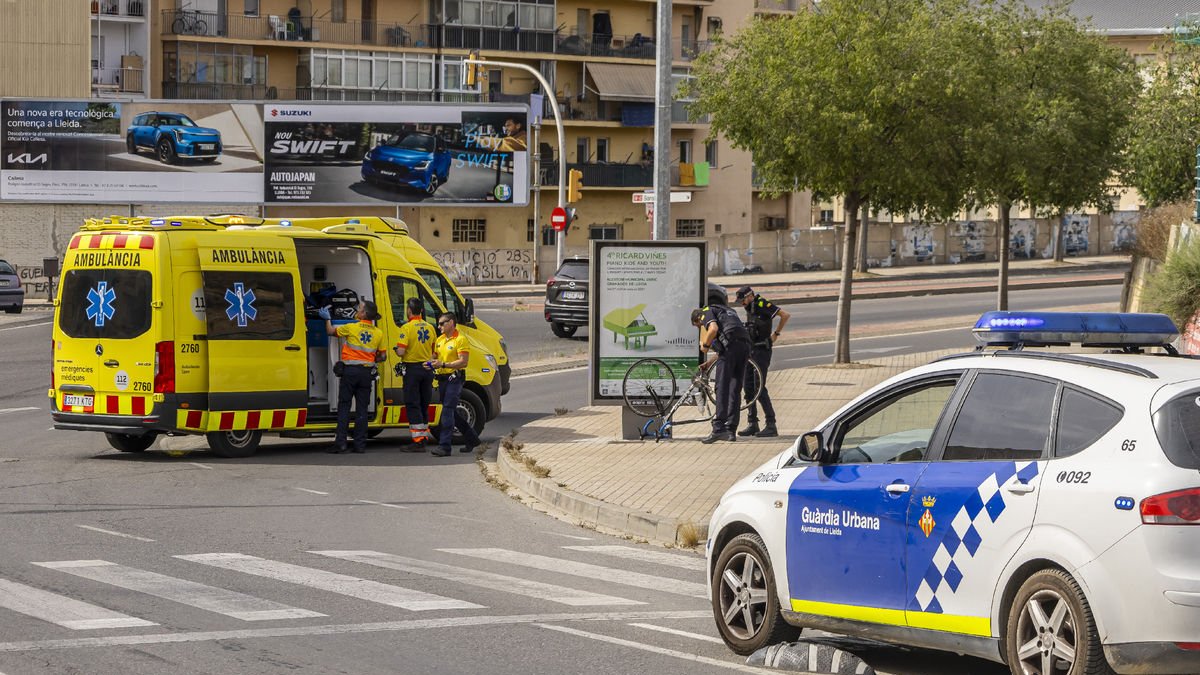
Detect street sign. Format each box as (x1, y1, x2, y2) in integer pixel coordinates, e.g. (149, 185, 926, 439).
(551, 206, 568, 231)
(632, 192, 692, 204)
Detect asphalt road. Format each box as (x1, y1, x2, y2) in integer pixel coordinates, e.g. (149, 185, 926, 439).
(0, 285, 1121, 675)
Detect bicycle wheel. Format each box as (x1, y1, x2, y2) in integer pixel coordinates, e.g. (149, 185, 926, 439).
(669, 367, 718, 425)
(701, 356, 764, 412)
(622, 358, 677, 418)
(172, 16, 186, 33)
(194, 19, 208, 35)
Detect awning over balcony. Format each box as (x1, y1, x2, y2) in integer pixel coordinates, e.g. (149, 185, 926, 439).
(585, 63, 655, 102)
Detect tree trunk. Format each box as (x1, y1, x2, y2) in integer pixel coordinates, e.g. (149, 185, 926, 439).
(834, 193, 861, 364)
(1053, 211, 1065, 263)
(855, 199, 869, 273)
(997, 200, 1010, 311)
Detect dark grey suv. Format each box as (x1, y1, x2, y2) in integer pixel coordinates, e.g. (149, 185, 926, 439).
(544, 257, 728, 338)
(0, 259, 24, 314)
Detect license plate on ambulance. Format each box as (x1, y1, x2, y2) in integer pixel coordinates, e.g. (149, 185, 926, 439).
(561, 291, 585, 300)
(63, 394, 94, 408)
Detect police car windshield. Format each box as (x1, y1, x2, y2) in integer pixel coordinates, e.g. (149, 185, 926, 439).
(160, 115, 197, 127)
(1153, 391, 1200, 470)
(390, 134, 435, 152)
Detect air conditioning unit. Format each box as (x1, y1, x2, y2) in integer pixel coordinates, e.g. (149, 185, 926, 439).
(760, 216, 787, 231)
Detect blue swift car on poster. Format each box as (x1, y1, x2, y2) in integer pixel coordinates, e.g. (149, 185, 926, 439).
(126, 112, 222, 164)
(361, 133, 451, 195)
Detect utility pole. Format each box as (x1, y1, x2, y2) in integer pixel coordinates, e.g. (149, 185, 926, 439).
(531, 122, 540, 283)
(652, 0, 672, 240)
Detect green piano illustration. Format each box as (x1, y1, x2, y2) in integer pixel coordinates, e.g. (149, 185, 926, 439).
(603, 304, 658, 350)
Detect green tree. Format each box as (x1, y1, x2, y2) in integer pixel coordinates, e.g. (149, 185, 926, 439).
(689, 0, 976, 363)
(1126, 28, 1200, 209)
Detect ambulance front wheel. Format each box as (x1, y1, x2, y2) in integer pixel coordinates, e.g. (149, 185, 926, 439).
(206, 430, 262, 458)
(105, 432, 157, 453)
(712, 532, 801, 655)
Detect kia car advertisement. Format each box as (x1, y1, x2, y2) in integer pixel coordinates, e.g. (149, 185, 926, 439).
(262, 103, 530, 206)
(1, 100, 264, 203)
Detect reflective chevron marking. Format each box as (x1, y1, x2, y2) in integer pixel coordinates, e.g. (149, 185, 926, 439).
(561, 546, 706, 571)
(0, 578, 156, 630)
(310, 550, 642, 607)
(439, 548, 708, 598)
(32, 560, 323, 621)
(175, 553, 482, 611)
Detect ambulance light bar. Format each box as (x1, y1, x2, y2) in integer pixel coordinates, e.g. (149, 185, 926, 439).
(973, 312, 1179, 347)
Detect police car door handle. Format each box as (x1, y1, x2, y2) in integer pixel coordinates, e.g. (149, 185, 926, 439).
(885, 483, 911, 495)
(1006, 481, 1035, 495)
(103, 359, 119, 368)
(285, 344, 301, 351)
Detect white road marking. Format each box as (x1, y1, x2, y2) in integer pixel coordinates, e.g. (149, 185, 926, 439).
(440, 513, 487, 523)
(0, 610, 710, 653)
(188, 462, 213, 470)
(311, 550, 641, 607)
(563, 545, 705, 571)
(176, 553, 481, 611)
(356, 499, 409, 509)
(32, 560, 323, 621)
(0, 578, 156, 630)
(542, 532, 593, 541)
(75, 525, 155, 543)
(0, 407, 39, 416)
(440, 548, 707, 598)
(627, 623, 724, 644)
(0, 322, 50, 332)
(511, 367, 587, 380)
(535, 623, 776, 673)
(294, 488, 329, 496)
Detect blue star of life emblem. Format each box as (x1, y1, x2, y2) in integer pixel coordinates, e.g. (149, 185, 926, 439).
(358, 330, 373, 345)
(417, 325, 431, 343)
(86, 281, 116, 327)
(224, 282, 258, 327)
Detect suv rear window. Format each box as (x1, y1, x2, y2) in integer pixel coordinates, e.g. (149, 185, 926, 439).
(58, 269, 152, 339)
(1153, 392, 1200, 470)
(0, 261, 14, 275)
(555, 260, 588, 280)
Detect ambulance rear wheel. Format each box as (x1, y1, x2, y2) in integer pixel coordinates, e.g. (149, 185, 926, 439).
(206, 430, 261, 458)
(105, 432, 157, 453)
(712, 532, 800, 655)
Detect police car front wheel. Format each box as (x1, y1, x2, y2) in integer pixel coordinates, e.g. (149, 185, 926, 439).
(712, 532, 800, 655)
(1005, 569, 1113, 675)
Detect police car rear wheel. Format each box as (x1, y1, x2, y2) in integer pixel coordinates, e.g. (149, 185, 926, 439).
(712, 533, 799, 655)
(105, 432, 157, 453)
(1006, 569, 1113, 675)
(206, 430, 262, 458)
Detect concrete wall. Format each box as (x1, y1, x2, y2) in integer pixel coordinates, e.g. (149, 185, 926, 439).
(0, 0, 90, 99)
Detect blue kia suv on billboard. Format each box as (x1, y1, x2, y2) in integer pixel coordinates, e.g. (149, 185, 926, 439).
(361, 132, 451, 195)
(126, 112, 223, 164)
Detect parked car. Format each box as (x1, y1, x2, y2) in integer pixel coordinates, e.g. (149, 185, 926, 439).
(361, 132, 452, 195)
(126, 112, 222, 164)
(545, 257, 727, 338)
(707, 311, 1200, 675)
(0, 259, 24, 314)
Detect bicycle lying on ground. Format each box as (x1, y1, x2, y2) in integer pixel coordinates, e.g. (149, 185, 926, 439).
(621, 357, 763, 441)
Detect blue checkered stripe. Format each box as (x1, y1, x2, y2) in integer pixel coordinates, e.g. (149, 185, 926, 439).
(910, 461, 1041, 615)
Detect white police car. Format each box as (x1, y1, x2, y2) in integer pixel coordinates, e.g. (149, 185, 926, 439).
(706, 312, 1200, 675)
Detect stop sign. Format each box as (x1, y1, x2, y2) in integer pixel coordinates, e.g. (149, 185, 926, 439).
(550, 206, 568, 232)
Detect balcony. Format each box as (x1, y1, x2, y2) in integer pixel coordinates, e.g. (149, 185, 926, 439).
(92, 66, 145, 96)
(542, 162, 653, 189)
(92, 0, 146, 19)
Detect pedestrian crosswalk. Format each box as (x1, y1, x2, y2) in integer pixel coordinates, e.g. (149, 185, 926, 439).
(0, 545, 709, 640)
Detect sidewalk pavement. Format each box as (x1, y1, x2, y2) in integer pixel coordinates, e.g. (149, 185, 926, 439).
(497, 348, 963, 548)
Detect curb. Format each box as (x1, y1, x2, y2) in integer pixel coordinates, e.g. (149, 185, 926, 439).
(496, 443, 701, 547)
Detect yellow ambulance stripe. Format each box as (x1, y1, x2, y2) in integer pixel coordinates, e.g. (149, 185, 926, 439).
(91, 395, 150, 415)
(790, 599, 990, 637)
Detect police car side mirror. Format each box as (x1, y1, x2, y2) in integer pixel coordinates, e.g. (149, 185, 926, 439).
(794, 432, 825, 463)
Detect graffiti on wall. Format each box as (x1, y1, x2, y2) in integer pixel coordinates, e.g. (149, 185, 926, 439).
(16, 264, 50, 299)
(430, 249, 532, 284)
(1011, 219, 1038, 259)
(1111, 211, 1138, 253)
(900, 223, 936, 261)
(1062, 214, 1090, 256)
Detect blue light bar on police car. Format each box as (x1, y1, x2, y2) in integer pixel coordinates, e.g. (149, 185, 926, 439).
(973, 311, 1179, 346)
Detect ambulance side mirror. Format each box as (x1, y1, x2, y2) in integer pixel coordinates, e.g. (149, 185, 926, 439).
(793, 431, 826, 463)
(462, 297, 475, 324)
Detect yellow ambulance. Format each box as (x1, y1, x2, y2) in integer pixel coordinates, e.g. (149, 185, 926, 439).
(49, 216, 502, 457)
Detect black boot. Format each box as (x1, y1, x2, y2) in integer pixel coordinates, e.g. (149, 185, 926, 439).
(738, 422, 760, 437)
(701, 430, 736, 444)
(755, 424, 778, 438)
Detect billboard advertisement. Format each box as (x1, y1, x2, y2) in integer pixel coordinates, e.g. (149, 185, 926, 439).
(589, 240, 706, 403)
(1, 100, 264, 202)
(263, 103, 529, 206)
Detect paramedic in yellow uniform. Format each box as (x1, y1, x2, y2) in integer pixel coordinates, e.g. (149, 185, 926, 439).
(394, 297, 436, 449)
(321, 300, 384, 454)
(430, 312, 480, 457)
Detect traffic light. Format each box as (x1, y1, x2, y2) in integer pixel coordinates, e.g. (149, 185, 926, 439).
(567, 168, 583, 203)
(464, 51, 485, 87)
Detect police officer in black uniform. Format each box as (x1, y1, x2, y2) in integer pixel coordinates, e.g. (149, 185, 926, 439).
(691, 304, 752, 444)
(735, 286, 790, 438)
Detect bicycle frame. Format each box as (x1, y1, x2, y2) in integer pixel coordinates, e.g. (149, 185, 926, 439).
(639, 365, 715, 442)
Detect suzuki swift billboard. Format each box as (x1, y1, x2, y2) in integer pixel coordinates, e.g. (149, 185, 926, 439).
(263, 103, 530, 206)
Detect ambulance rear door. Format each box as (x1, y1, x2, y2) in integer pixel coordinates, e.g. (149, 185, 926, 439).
(198, 236, 307, 415)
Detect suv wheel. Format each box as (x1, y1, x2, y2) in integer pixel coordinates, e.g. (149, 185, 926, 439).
(156, 138, 177, 165)
(1005, 569, 1113, 675)
(425, 175, 440, 195)
(550, 322, 578, 338)
(126, 135, 138, 155)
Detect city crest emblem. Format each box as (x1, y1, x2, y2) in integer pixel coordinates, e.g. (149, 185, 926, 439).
(919, 495, 936, 538)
